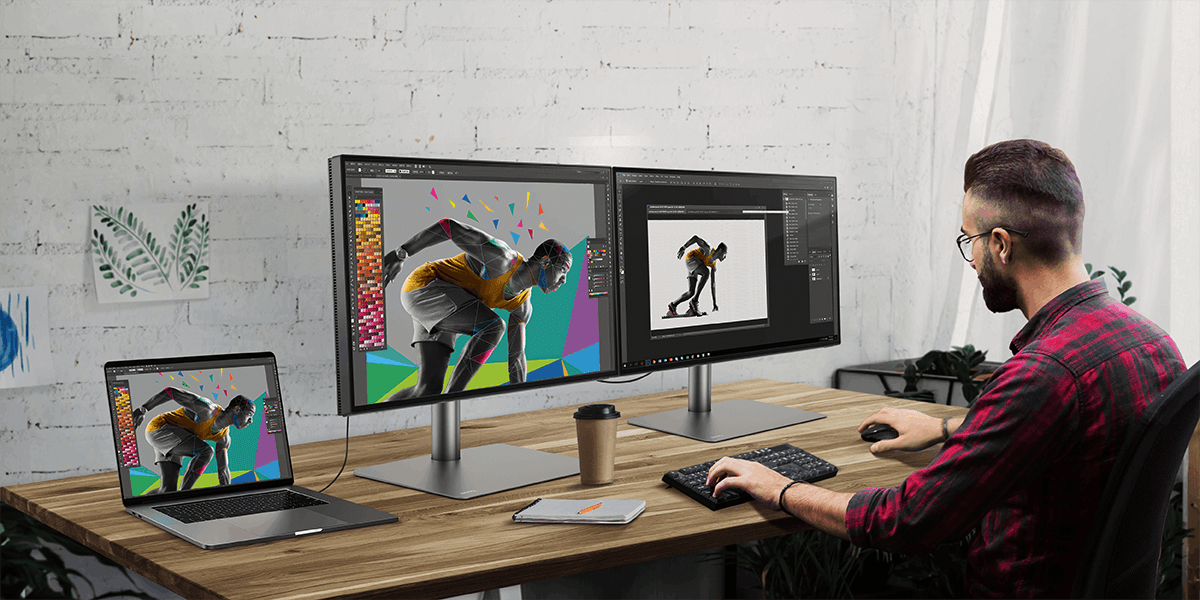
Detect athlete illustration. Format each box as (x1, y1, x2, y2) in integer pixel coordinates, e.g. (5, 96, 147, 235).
(381, 217, 573, 401)
(130, 388, 256, 494)
(666, 236, 727, 317)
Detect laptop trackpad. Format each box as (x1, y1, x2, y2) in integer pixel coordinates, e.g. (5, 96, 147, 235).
(231, 510, 346, 536)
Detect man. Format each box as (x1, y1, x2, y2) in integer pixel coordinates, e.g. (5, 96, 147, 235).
(382, 217, 572, 400)
(665, 236, 727, 317)
(707, 139, 1186, 598)
(131, 387, 255, 493)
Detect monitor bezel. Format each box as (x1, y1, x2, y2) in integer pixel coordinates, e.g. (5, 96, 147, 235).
(330, 154, 622, 417)
(611, 165, 840, 375)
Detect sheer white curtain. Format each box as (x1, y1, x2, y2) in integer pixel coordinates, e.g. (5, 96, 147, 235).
(912, 0, 1196, 365)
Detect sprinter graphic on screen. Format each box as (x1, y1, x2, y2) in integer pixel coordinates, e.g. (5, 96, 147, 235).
(665, 235, 727, 318)
(381, 217, 573, 401)
(130, 387, 255, 494)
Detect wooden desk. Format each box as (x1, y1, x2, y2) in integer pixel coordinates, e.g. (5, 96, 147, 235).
(2, 380, 964, 600)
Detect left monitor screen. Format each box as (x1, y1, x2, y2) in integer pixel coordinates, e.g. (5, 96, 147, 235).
(331, 156, 620, 415)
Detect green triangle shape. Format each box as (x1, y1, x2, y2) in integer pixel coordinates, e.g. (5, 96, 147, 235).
(372, 370, 421, 404)
(466, 210, 479, 222)
(367, 364, 419, 404)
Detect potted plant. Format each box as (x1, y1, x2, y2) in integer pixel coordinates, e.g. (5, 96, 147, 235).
(836, 344, 999, 407)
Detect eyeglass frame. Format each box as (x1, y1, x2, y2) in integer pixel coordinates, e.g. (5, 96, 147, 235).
(956, 227, 1029, 262)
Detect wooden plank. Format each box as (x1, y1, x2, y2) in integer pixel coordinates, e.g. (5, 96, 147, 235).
(2, 380, 960, 600)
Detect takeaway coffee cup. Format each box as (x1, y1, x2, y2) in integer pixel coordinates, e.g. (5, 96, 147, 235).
(574, 404, 620, 485)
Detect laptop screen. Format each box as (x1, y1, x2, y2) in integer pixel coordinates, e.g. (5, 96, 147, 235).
(104, 352, 293, 502)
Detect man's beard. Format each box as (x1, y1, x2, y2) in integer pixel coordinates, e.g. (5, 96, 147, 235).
(979, 251, 1020, 313)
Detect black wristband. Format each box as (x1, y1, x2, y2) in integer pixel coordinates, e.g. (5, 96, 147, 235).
(777, 480, 802, 518)
(941, 416, 952, 442)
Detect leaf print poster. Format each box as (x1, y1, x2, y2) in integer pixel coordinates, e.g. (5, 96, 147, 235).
(90, 202, 211, 304)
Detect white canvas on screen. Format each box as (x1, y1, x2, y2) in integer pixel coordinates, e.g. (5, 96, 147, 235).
(646, 218, 769, 332)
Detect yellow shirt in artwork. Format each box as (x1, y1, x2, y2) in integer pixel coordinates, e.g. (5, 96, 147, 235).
(402, 252, 531, 312)
(686, 247, 717, 267)
(146, 406, 228, 443)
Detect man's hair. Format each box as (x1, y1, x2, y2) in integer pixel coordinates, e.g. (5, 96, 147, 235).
(715, 242, 727, 255)
(531, 239, 571, 269)
(226, 395, 253, 413)
(963, 139, 1084, 264)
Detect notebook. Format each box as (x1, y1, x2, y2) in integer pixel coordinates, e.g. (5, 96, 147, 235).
(104, 351, 397, 549)
(512, 498, 646, 524)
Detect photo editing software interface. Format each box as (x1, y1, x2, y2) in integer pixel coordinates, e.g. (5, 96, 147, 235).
(332, 157, 620, 413)
(615, 168, 839, 371)
(105, 354, 290, 500)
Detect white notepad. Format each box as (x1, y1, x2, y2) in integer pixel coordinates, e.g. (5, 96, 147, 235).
(512, 498, 646, 525)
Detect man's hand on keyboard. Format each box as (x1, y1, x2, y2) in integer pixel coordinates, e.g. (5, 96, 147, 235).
(706, 458, 792, 510)
(858, 406, 946, 453)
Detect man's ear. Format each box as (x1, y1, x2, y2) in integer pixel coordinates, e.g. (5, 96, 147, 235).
(992, 227, 1014, 265)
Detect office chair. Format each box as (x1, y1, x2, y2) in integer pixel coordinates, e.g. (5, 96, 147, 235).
(1071, 360, 1200, 598)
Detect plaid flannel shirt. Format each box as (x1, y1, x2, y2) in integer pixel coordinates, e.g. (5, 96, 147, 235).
(846, 279, 1185, 598)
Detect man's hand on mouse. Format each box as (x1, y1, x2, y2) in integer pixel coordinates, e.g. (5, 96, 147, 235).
(858, 407, 947, 453)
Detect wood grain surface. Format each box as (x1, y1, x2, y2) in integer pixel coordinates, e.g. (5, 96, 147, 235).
(2, 380, 964, 600)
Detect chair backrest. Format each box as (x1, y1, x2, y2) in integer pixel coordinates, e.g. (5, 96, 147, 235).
(1072, 360, 1200, 598)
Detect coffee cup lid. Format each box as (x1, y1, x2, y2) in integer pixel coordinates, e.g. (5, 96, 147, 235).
(573, 404, 620, 420)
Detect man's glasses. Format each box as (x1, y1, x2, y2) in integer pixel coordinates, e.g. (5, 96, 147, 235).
(956, 227, 1029, 261)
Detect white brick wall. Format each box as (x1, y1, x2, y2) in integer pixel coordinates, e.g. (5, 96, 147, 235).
(1, 0, 898, 487)
(6, 0, 1175, 489)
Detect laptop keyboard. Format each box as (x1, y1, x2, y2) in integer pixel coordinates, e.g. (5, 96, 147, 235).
(154, 490, 328, 524)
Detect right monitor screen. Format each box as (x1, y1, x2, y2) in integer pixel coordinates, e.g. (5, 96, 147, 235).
(615, 168, 839, 372)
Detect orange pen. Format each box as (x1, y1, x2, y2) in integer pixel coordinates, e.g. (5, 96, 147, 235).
(577, 502, 603, 514)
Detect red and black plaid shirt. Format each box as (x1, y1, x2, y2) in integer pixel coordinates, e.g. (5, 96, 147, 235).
(846, 279, 1186, 598)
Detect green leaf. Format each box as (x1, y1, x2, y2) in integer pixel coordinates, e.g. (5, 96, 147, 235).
(1124, 296, 1137, 305)
(1109, 266, 1126, 280)
(1119, 281, 1131, 294)
(1085, 263, 1093, 273)
(1090, 270, 1106, 280)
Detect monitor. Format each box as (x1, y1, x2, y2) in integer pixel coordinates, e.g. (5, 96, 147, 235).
(329, 155, 619, 498)
(613, 166, 840, 441)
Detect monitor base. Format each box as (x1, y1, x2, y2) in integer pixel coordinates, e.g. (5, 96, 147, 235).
(628, 397, 825, 443)
(354, 444, 579, 500)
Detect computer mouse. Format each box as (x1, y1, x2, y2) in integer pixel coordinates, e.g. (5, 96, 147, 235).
(861, 423, 899, 443)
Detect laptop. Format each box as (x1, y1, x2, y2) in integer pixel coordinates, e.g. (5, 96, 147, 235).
(104, 351, 397, 549)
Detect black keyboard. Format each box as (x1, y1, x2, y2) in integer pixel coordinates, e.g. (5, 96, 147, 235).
(663, 443, 838, 510)
(154, 490, 327, 524)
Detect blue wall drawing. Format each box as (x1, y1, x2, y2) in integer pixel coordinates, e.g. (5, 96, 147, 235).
(1, 287, 52, 389)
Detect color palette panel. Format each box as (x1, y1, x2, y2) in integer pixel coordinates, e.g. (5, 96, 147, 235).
(353, 191, 386, 351)
(111, 381, 139, 468)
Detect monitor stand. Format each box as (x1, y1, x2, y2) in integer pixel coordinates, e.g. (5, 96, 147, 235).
(354, 400, 579, 500)
(628, 364, 826, 442)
